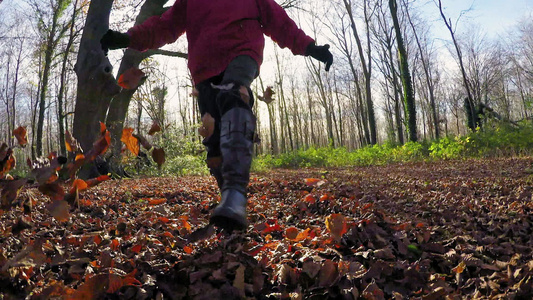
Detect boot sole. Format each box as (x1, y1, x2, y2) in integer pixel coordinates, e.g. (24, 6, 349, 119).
(210, 214, 247, 232)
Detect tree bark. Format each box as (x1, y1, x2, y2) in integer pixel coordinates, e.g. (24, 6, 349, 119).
(343, 0, 377, 144)
(437, 0, 475, 131)
(73, 0, 121, 152)
(403, 0, 438, 139)
(389, 0, 417, 142)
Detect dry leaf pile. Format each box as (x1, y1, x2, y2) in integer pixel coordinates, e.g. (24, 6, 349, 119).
(1, 158, 533, 299)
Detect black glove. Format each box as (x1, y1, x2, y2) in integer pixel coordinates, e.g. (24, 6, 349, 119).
(306, 43, 333, 71)
(100, 30, 130, 55)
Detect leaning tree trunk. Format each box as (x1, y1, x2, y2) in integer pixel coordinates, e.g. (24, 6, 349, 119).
(389, 0, 417, 142)
(73, 0, 121, 153)
(106, 0, 167, 160)
(106, 0, 187, 163)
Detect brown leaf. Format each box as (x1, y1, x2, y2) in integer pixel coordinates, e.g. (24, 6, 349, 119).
(1, 179, 27, 208)
(258, 86, 275, 104)
(151, 147, 165, 169)
(198, 113, 215, 138)
(13, 126, 28, 147)
(39, 183, 65, 201)
(133, 133, 152, 150)
(121, 127, 139, 156)
(67, 154, 86, 179)
(85, 123, 110, 162)
(148, 122, 161, 135)
(45, 200, 70, 222)
(118, 67, 145, 89)
(319, 259, 339, 287)
(362, 282, 385, 300)
(233, 264, 245, 297)
(0, 147, 15, 178)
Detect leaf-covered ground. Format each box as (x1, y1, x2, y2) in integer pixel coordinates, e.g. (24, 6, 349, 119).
(1, 157, 533, 299)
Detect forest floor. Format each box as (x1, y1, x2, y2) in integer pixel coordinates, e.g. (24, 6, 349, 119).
(1, 157, 533, 299)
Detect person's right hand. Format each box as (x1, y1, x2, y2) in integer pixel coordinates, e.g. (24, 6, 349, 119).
(100, 30, 130, 55)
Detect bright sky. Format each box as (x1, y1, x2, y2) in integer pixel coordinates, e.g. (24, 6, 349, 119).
(423, 0, 532, 38)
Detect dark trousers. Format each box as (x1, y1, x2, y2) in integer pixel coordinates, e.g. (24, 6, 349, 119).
(195, 55, 258, 161)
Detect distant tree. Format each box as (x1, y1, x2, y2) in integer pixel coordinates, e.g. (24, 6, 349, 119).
(389, 0, 417, 142)
(30, 0, 73, 157)
(436, 0, 476, 131)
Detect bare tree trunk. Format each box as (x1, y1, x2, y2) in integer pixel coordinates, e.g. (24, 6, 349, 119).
(73, 0, 121, 152)
(390, 0, 417, 142)
(57, 0, 80, 156)
(403, 0, 438, 139)
(343, 0, 377, 144)
(437, 0, 475, 131)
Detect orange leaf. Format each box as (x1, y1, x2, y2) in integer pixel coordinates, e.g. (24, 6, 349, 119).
(65, 130, 81, 153)
(415, 222, 425, 229)
(163, 231, 174, 238)
(158, 216, 170, 223)
(319, 194, 330, 202)
(131, 244, 142, 253)
(325, 214, 347, 240)
(452, 261, 466, 274)
(304, 194, 316, 204)
(86, 175, 111, 188)
(148, 122, 161, 135)
(148, 198, 166, 205)
(118, 68, 145, 89)
(179, 215, 192, 232)
(13, 126, 28, 147)
(94, 235, 103, 245)
(151, 147, 165, 169)
(99, 121, 106, 134)
(183, 245, 193, 254)
(110, 239, 120, 251)
(71, 179, 89, 193)
(121, 127, 139, 156)
(305, 178, 325, 187)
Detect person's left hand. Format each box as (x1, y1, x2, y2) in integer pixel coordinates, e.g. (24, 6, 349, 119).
(306, 43, 333, 71)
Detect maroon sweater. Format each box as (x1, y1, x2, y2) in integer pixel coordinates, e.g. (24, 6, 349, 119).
(127, 0, 314, 84)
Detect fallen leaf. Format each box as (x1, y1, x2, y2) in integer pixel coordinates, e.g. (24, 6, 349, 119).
(45, 200, 70, 222)
(148, 198, 166, 205)
(325, 213, 347, 240)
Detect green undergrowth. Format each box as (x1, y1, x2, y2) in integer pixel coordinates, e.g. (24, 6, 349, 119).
(252, 122, 533, 170)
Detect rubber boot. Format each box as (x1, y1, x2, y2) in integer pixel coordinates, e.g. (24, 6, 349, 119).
(210, 106, 255, 231)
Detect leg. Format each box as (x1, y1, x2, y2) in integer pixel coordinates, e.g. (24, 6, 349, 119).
(196, 77, 224, 189)
(209, 56, 258, 231)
